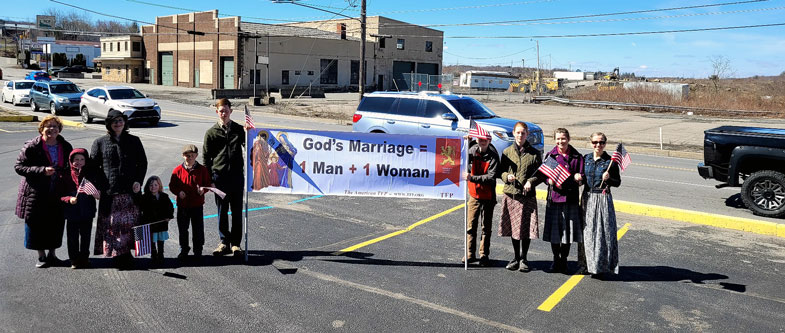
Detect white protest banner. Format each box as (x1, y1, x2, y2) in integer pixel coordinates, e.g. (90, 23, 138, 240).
(246, 129, 466, 200)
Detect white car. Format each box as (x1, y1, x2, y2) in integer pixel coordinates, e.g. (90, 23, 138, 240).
(2, 80, 34, 106)
(80, 86, 161, 126)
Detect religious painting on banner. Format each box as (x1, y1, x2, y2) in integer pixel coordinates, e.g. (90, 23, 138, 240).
(246, 128, 466, 200)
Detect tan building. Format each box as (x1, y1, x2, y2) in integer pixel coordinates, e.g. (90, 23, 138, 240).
(141, 10, 442, 92)
(94, 35, 145, 83)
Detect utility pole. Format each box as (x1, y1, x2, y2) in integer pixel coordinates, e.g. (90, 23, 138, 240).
(359, 0, 366, 101)
(536, 40, 541, 95)
(521, 59, 524, 69)
(253, 35, 257, 98)
(266, 33, 270, 98)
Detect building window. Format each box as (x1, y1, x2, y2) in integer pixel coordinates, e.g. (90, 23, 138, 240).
(132, 42, 141, 52)
(397, 39, 405, 50)
(319, 59, 337, 84)
(350, 60, 359, 85)
(379, 37, 386, 48)
(110, 43, 113, 52)
(282, 70, 290, 85)
(117, 42, 120, 51)
(294, 70, 301, 76)
(134, 67, 139, 77)
(125, 41, 128, 51)
(308, 71, 314, 76)
(102, 43, 106, 52)
(425, 41, 433, 52)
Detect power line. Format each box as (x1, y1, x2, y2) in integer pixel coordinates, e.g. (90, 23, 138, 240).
(446, 22, 785, 38)
(449, 6, 785, 27)
(379, 0, 770, 28)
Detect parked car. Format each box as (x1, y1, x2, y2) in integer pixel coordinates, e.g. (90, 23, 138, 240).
(80, 86, 161, 126)
(29, 80, 84, 115)
(352, 91, 545, 155)
(698, 126, 785, 217)
(2, 80, 35, 105)
(24, 71, 51, 81)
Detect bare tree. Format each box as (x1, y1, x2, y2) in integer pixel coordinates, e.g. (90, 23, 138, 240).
(708, 55, 734, 93)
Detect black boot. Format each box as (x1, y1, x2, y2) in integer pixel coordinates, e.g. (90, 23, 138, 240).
(157, 241, 165, 261)
(559, 244, 571, 274)
(548, 244, 561, 273)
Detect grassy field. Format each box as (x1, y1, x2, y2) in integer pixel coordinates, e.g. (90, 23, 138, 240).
(570, 76, 785, 115)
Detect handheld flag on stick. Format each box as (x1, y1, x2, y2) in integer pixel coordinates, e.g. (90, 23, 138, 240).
(538, 155, 571, 187)
(77, 178, 100, 196)
(133, 224, 151, 256)
(611, 143, 631, 171)
(468, 119, 491, 140)
(244, 105, 256, 129)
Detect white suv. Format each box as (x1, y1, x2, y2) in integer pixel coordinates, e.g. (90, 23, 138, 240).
(80, 86, 161, 126)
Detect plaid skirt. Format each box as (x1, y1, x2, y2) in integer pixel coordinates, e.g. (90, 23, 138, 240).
(543, 201, 583, 244)
(94, 194, 140, 257)
(498, 194, 539, 240)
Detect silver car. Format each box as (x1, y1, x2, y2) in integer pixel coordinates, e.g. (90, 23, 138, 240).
(2, 80, 34, 106)
(352, 91, 544, 155)
(80, 86, 161, 126)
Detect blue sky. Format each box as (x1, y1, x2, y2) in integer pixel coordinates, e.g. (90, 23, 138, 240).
(4, 0, 785, 78)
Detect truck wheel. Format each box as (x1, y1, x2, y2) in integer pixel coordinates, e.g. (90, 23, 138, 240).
(740, 170, 785, 218)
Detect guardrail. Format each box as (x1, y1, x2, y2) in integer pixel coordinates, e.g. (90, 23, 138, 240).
(532, 95, 777, 117)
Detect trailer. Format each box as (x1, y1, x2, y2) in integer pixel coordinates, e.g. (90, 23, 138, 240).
(459, 70, 519, 90)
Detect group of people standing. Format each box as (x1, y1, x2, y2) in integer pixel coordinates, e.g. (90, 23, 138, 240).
(464, 122, 621, 277)
(15, 98, 248, 269)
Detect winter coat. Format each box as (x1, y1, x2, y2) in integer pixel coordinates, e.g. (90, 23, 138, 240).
(57, 148, 97, 221)
(140, 192, 174, 233)
(169, 162, 212, 209)
(540, 145, 584, 204)
(15, 135, 73, 220)
(203, 121, 245, 192)
(500, 141, 542, 198)
(90, 132, 147, 195)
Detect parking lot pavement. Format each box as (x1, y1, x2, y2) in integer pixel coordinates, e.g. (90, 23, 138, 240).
(1, 122, 783, 331)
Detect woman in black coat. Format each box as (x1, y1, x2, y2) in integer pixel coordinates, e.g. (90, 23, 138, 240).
(91, 110, 147, 268)
(15, 116, 73, 268)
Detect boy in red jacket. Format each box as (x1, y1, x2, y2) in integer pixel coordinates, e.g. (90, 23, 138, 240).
(463, 127, 499, 267)
(169, 144, 212, 259)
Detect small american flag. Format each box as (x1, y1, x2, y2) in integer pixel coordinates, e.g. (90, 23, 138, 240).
(538, 155, 571, 187)
(77, 178, 100, 196)
(133, 224, 151, 256)
(468, 119, 491, 140)
(611, 143, 631, 172)
(244, 105, 255, 129)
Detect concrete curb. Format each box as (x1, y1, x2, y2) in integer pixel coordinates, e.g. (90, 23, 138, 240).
(61, 119, 85, 128)
(495, 185, 784, 238)
(0, 105, 84, 127)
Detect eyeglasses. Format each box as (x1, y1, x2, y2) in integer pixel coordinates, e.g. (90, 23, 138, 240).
(591, 141, 606, 145)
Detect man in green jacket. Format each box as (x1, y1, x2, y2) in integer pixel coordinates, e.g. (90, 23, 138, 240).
(203, 98, 246, 257)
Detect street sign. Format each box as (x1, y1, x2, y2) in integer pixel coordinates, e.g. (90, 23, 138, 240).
(36, 16, 55, 29)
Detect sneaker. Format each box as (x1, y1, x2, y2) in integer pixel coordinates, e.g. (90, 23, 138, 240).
(478, 256, 491, 267)
(505, 259, 520, 271)
(231, 246, 243, 256)
(213, 243, 231, 256)
(518, 260, 530, 272)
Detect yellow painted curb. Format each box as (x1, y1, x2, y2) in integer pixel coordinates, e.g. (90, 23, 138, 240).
(60, 119, 85, 128)
(495, 185, 783, 238)
(0, 115, 37, 122)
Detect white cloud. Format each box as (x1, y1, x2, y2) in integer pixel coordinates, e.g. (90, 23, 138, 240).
(639, 65, 648, 69)
(631, 42, 637, 47)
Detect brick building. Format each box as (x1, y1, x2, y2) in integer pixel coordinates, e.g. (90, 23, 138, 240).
(141, 10, 442, 92)
(94, 35, 144, 83)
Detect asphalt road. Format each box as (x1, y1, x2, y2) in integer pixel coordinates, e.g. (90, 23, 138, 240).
(1, 115, 784, 331)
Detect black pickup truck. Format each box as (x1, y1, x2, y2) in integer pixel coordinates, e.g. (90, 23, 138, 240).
(698, 126, 785, 217)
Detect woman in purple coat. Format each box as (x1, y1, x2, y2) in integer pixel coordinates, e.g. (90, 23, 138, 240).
(540, 128, 584, 274)
(15, 116, 73, 268)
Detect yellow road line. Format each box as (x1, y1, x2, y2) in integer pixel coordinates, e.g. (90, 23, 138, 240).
(537, 223, 631, 312)
(334, 203, 464, 254)
(495, 185, 785, 238)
